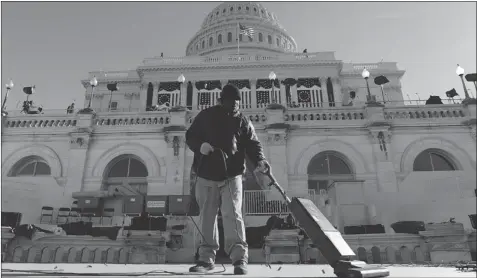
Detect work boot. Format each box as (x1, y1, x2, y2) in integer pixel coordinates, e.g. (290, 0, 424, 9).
(189, 261, 215, 273)
(233, 260, 248, 275)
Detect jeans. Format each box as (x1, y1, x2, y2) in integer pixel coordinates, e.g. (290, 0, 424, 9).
(194, 175, 248, 264)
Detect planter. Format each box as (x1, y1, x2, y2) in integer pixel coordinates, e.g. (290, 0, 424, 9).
(425, 222, 465, 234)
(391, 221, 425, 234)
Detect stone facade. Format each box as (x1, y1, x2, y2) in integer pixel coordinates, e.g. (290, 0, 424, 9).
(2, 103, 476, 229)
(2, 1, 476, 264)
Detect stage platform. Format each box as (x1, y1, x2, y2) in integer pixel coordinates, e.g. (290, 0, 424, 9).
(2, 263, 476, 277)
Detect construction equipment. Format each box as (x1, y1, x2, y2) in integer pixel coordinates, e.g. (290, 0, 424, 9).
(261, 166, 390, 278)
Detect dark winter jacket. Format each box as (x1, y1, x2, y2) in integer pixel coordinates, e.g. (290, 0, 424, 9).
(186, 105, 265, 181)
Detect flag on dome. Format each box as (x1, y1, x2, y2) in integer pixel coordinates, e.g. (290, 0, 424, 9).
(239, 23, 254, 39)
(158, 94, 170, 105)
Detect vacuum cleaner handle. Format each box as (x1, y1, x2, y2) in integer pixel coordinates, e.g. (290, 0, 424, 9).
(260, 164, 292, 204)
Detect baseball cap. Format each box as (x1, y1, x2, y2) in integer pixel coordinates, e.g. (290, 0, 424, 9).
(220, 84, 241, 101)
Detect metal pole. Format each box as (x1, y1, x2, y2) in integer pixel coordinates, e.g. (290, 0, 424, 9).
(459, 75, 470, 99)
(1, 88, 10, 111)
(271, 81, 275, 103)
(380, 85, 385, 104)
(365, 78, 371, 100)
(108, 90, 113, 112)
(88, 85, 95, 109)
(237, 23, 240, 55)
(179, 82, 183, 106)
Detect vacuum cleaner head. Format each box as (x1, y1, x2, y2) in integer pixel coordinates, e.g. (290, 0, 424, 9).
(289, 197, 390, 278)
(258, 165, 390, 278)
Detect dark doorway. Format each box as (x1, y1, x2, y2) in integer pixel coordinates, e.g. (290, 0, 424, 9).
(146, 83, 153, 108)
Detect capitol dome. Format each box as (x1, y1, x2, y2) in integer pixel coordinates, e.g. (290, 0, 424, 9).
(186, 2, 298, 56)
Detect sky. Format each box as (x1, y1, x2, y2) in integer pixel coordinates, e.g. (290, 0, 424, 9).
(1, 1, 476, 110)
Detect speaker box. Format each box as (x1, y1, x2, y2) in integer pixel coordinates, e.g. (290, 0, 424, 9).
(168, 195, 192, 216)
(1, 212, 22, 227)
(77, 197, 100, 208)
(145, 196, 168, 216)
(124, 195, 144, 215)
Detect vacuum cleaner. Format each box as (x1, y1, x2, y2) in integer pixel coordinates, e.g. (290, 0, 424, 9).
(261, 166, 390, 278)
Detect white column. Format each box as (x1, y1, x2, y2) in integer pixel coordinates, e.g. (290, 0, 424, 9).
(279, 81, 286, 106)
(266, 131, 289, 193)
(332, 77, 343, 107)
(250, 79, 257, 109)
(191, 80, 198, 110)
(368, 128, 397, 193)
(180, 82, 187, 106)
(291, 84, 298, 104)
(140, 83, 148, 111)
(152, 82, 159, 106)
(320, 77, 329, 107)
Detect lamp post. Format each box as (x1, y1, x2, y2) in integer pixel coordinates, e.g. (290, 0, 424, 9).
(88, 76, 98, 109)
(269, 71, 276, 103)
(362, 68, 383, 107)
(79, 76, 98, 114)
(456, 65, 470, 99)
(177, 73, 185, 108)
(456, 65, 477, 105)
(2, 79, 14, 113)
(362, 68, 372, 99)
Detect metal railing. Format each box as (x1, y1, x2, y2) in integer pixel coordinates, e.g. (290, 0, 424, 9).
(243, 189, 321, 215)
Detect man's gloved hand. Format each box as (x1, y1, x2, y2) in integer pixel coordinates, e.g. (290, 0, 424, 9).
(200, 142, 214, 155)
(256, 160, 270, 173)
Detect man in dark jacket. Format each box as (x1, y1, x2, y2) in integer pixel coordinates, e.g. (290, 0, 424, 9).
(186, 84, 269, 275)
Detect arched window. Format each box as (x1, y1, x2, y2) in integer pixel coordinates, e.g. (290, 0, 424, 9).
(103, 155, 149, 213)
(259, 33, 263, 42)
(276, 38, 280, 46)
(413, 149, 456, 171)
(248, 35, 253, 42)
(227, 32, 232, 42)
(307, 152, 353, 192)
(202, 40, 205, 49)
(9, 156, 51, 176)
(108, 156, 148, 178)
(268, 35, 272, 44)
(209, 37, 213, 47)
(218, 34, 222, 44)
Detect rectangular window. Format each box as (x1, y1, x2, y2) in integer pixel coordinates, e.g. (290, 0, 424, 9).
(110, 101, 118, 110)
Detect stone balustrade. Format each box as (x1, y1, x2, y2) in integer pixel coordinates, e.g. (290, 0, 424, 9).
(141, 52, 338, 67)
(303, 233, 430, 264)
(284, 107, 366, 128)
(186, 110, 268, 127)
(2, 102, 475, 133)
(384, 104, 466, 121)
(4, 230, 168, 264)
(6, 227, 474, 264)
(94, 112, 170, 127)
(4, 116, 77, 129)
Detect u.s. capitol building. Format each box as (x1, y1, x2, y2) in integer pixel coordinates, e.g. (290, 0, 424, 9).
(2, 1, 476, 265)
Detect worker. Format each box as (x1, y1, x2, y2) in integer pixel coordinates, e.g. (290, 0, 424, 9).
(186, 84, 270, 275)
